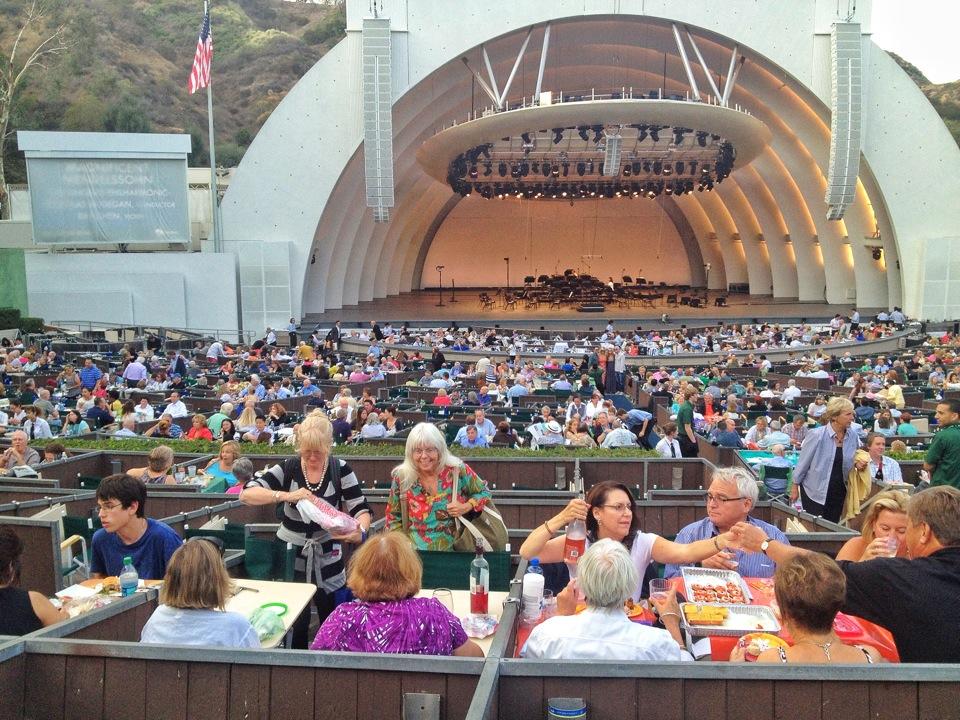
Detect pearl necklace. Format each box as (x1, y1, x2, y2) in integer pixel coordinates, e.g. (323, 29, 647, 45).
(300, 457, 326, 492)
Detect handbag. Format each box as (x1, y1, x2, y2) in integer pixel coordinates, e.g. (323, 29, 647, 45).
(450, 465, 508, 552)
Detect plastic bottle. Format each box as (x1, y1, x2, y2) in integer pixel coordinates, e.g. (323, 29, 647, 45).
(469, 543, 490, 614)
(521, 558, 545, 622)
(119, 556, 139, 597)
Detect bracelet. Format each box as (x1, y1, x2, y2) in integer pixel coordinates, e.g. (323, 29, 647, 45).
(712, 536, 722, 552)
(273, 490, 281, 502)
(659, 611, 680, 621)
(543, 520, 554, 535)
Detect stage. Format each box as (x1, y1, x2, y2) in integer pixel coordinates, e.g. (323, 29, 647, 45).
(303, 290, 880, 330)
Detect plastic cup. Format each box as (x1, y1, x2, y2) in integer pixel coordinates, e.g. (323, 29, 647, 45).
(541, 590, 557, 619)
(884, 537, 899, 557)
(648, 578, 670, 602)
(188, 465, 197, 478)
(174, 470, 186, 484)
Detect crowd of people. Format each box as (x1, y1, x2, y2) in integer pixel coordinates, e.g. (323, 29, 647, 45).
(1, 319, 960, 669)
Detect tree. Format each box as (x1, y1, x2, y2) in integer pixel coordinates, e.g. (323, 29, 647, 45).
(0, 0, 69, 218)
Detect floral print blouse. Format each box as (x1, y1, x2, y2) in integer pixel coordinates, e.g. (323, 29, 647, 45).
(386, 463, 491, 550)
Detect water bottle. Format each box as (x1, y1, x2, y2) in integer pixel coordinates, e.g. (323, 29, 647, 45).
(521, 558, 545, 622)
(119, 556, 138, 597)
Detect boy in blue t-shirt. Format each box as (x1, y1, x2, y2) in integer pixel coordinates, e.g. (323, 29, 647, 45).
(90, 474, 182, 580)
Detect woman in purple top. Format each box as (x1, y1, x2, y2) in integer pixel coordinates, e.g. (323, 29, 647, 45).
(311, 532, 483, 656)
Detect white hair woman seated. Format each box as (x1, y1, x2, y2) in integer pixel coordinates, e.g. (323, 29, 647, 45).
(520, 539, 692, 661)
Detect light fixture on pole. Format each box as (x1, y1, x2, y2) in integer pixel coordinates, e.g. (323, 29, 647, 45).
(435, 265, 445, 307)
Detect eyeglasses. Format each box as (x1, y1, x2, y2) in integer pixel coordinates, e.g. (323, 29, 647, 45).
(95, 502, 122, 514)
(706, 494, 745, 504)
(601, 503, 633, 514)
(413, 447, 439, 456)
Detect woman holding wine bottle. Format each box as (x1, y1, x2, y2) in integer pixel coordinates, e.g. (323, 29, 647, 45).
(519, 481, 740, 601)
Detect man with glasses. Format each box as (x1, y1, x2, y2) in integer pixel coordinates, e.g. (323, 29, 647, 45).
(664, 467, 787, 579)
(90, 474, 182, 581)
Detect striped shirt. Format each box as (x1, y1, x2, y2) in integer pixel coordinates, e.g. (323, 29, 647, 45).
(246, 457, 371, 593)
(79, 364, 103, 389)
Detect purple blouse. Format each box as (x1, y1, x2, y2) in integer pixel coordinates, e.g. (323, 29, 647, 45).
(311, 597, 468, 655)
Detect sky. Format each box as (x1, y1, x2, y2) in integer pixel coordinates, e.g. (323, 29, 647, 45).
(870, 0, 960, 83)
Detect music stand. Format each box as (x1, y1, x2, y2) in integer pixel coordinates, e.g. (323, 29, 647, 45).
(436, 265, 445, 307)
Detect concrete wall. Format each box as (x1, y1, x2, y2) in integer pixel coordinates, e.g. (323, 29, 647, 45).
(421, 194, 690, 288)
(24, 252, 239, 332)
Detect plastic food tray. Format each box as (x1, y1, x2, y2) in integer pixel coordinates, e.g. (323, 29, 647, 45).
(680, 603, 782, 637)
(680, 567, 753, 604)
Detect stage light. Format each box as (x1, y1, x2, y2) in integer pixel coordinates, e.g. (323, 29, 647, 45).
(592, 125, 604, 143)
(622, 165, 631, 177)
(469, 165, 478, 179)
(576, 162, 586, 176)
(662, 162, 672, 176)
(497, 162, 506, 177)
(542, 163, 552, 177)
(551, 164, 560, 177)
(637, 124, 648, 143)
(696, 131, 709, 147)
(649, 126, 660, 142)
(520, 161, 530, 177)
(652, 160, 662, 175)
(872, 247, 883, 260)
(521, 132, 532, 145)
(578, 126, 590, 142)
(642, 160, 651, 173)
(485, 163, 494, 176)
(688, 161, 698, 174)
(675, 161, 685, 175)
(587, 160, 594, 174)
(561, 162, 570, 177)
(531, 161, 540, 174)
(672, 127, 685, 146)
(480, 144, 492, 159)
(552, 128, 564, 145)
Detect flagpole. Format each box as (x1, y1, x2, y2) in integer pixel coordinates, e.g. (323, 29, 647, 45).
(204, 0, 222, 252)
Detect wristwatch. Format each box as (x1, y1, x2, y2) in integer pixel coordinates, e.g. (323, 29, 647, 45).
(760, 537, 772, 555)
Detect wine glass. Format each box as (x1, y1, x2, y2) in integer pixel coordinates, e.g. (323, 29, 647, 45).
(432, 588, 455, 613)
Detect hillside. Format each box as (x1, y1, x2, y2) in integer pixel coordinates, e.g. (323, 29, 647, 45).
(2, 0, 345, 182)
(1, 4, 957, 188)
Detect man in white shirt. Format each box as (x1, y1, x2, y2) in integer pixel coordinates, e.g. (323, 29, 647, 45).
(522, 539, 691, 661)
(22, 406, 53, 439)
(781, 379, 802, 404)
(206, 341, 225, 362)
(655, 422, 683, 458)
(565, 395, 586, 422)
(162, 391, 189, 418)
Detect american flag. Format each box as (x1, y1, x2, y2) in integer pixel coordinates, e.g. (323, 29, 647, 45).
(188, 6, 212, 94)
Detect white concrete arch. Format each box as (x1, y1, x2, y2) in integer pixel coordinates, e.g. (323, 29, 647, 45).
(730, 168, 797, 299)
(672, 193, 725, 290)
(221, 1, 960, 328)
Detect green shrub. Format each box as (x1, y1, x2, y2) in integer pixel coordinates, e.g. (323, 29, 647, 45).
(19, 317, 45, 333)
(38, 437, 661, 460)
(0, 307, 21, 330)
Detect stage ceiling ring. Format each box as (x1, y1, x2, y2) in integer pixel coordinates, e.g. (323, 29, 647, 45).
(416, 99, 772, 184)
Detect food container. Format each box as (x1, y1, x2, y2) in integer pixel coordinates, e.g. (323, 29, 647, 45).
(680, 603, 782, 637)
(680, 567, 752, 604)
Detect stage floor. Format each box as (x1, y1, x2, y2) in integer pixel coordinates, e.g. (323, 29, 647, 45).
(303, 290, 879, 330)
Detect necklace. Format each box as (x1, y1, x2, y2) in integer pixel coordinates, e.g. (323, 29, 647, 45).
(300, 457, 326, 492)
(794, 638, 834, 661)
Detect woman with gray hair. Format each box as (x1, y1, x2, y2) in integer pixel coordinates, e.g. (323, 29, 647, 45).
(385, 422, 492, 550)
(521, 539, 691, 661)
(793, 397, 864, 522)
(225, 457, 255, 495)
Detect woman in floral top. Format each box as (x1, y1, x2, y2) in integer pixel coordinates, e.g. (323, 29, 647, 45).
(386, 423, 492, 550)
